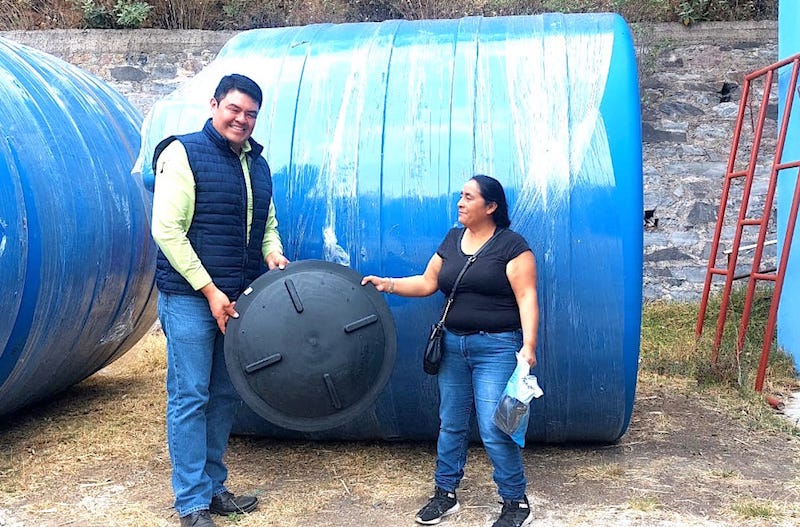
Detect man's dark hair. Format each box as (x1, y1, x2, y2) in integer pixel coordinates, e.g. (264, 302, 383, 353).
(214, 74, 263, 107)
(471, 174, 511, 228)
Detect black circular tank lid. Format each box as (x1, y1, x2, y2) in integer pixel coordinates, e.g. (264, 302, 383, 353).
(224, 260, 397, 432)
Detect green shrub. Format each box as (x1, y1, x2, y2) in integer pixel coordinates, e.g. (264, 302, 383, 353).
(221, 0, 245, 22)
(114, 0, 152, 27)
(675, 0, 777, 26)
(78, 0, 113, 28)
(73, 0, 151, 28)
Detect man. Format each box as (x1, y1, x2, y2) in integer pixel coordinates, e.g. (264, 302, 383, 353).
(151, 73, 288, 527)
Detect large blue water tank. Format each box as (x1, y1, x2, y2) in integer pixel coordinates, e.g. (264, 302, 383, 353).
(136, 13, 643, 443)
(0, 37, 158, 417)
(778, 4, 800, 366)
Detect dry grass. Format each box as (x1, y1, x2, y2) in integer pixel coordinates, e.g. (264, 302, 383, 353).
(627, 495, 661, 512)
(570, 462, 627, 487)
(0, 329, 439, 526)
(0, 331, 170, 526)
(3, 307, 800, 526)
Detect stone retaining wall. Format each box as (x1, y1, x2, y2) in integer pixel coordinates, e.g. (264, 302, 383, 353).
(0, 21, 782, 301)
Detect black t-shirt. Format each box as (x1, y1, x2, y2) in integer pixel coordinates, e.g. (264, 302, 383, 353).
(436, 227, 531, 333)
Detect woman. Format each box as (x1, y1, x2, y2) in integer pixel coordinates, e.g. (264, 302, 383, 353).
(362, 175, 539, 527)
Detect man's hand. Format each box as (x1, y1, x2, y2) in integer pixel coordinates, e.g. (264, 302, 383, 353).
(266, 251, 289, 270)
(200, 282, 238, 334)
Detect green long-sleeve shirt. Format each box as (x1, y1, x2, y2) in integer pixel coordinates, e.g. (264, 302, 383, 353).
(151, 140, 283, 291)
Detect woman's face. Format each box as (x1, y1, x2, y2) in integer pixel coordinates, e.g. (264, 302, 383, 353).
(457, 179, 495, 227)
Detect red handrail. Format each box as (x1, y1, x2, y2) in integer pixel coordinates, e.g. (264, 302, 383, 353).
(696, 53, 800, 392)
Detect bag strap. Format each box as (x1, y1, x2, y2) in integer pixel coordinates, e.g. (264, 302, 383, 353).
(436, 228, 505, 326)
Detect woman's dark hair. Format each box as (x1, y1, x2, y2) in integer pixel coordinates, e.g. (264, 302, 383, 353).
(214, 73, 263, 107)
(471, 174, 511, 228)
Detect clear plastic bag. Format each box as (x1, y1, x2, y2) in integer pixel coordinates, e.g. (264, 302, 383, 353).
(493, 353, 544, 447)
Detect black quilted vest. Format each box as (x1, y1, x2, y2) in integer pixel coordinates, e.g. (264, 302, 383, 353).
(152, 119, 272, 301)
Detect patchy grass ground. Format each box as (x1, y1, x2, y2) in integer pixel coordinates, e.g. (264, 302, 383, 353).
(1, 328, 800, 527)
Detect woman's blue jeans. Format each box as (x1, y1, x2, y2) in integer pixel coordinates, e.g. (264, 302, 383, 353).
(158, 292, 239, 516)
(435, 329, 527, 501)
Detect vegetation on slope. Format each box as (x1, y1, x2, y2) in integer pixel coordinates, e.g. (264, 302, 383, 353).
(0, 0, 779, 31)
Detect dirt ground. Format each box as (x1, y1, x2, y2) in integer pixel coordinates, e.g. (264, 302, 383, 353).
(1, 332, 799, 527)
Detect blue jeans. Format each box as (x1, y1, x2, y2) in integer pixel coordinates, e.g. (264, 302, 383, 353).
(158, 292, 239, 516)
(435, 329, 527, 501)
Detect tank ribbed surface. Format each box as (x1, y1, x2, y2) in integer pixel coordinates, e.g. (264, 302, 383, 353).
(0, 37, 158, 417)
(136, 14, 642, 443)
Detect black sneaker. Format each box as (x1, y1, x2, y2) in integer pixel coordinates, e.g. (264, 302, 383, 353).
(492, 496, 532, 527)
(414, 486, 461, 525)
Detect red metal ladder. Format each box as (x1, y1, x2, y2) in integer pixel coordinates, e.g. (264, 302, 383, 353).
(695, 53, 800, 392)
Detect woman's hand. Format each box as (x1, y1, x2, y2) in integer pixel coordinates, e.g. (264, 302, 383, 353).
(519, 344, 537, 368)
(361, 254, 443, 297)
(361, 275, 393, 293)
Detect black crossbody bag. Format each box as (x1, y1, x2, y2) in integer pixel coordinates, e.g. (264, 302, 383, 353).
(423, 229, 504, 375)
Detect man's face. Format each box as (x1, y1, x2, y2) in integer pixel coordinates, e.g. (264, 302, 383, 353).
(210, 89, 259, 151)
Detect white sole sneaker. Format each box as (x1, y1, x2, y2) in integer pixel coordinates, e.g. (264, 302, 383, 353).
(414, 501, 461, 525)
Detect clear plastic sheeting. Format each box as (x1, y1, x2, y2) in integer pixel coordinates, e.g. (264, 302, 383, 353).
(135, 14, 642, 443)
(0, 37, 158, 417)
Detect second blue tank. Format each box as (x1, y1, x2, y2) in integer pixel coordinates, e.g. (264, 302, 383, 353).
(0, 37, 158, 417)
